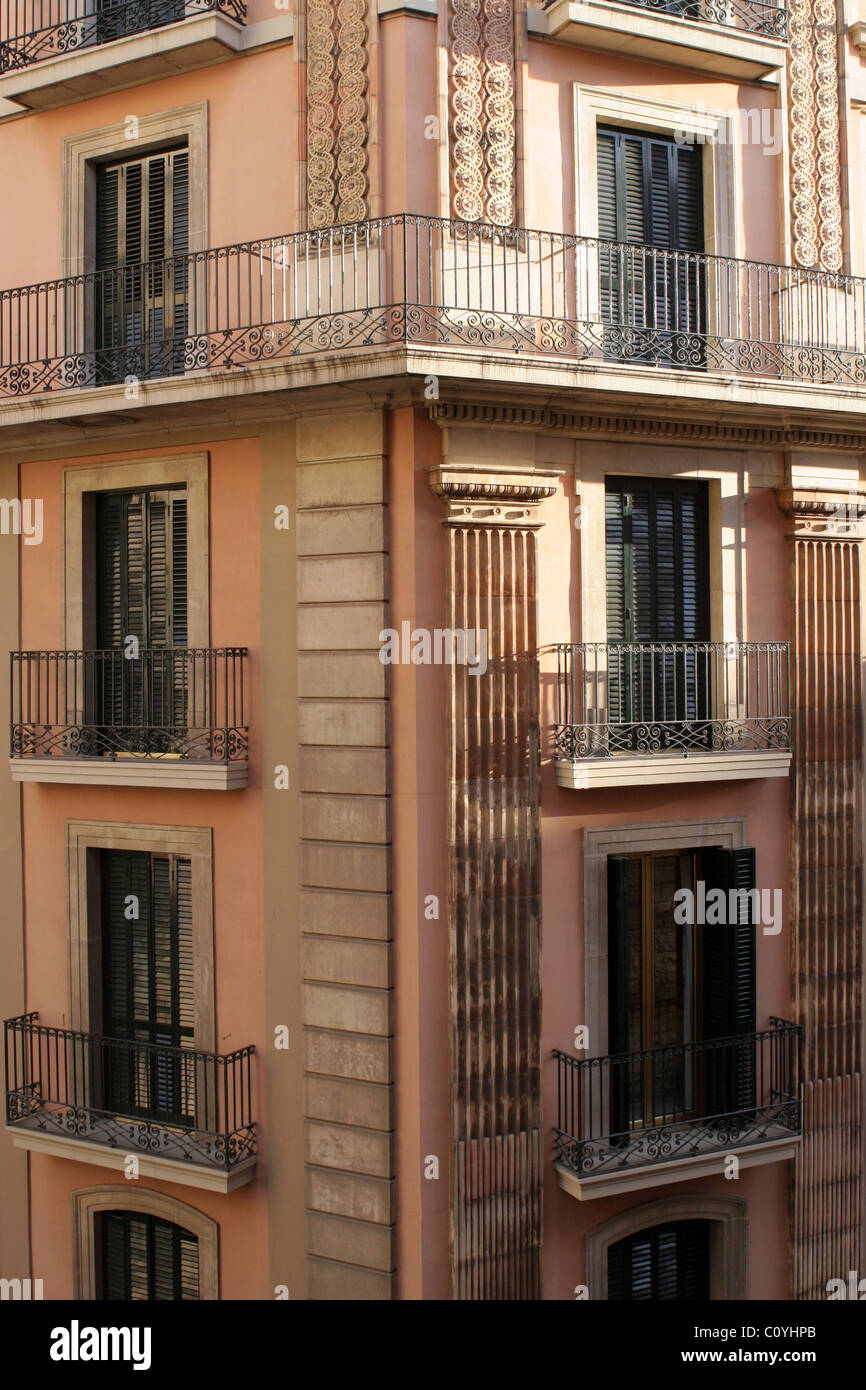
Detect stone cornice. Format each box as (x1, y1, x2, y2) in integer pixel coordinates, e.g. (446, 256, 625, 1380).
(776, 487, 866, 540)
(428, 402, 866, 452)
(428, 466, 560, 526)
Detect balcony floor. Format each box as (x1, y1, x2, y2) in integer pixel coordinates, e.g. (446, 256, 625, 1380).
(556, 1123, 800, 1200)
(6, 1108, 256, 1194)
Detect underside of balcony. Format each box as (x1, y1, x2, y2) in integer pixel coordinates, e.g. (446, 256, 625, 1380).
(553, 1021, 802, 1200)
(4, 1014, 257, 1193)
(538, 0, 787, 81)
(0, 0, 249, 111)
(554, 747, 792, 788)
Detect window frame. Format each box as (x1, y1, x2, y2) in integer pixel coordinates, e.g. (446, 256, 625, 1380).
(65, 818, 215, 1055)
(583, 818, 746, 1065)
(63, 452, 209, 652)
(62, 103, 207, 280)
(585, 1193, 748, 1301)
(573, 85, 740, 261)
(72, 1185, 218, 1301)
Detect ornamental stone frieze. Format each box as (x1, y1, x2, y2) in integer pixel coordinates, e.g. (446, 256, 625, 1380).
(428, 466, 559, 526)
(305, 0, 371, 228)
(777, 486, 866, 539)
(448, 0, 518, 224)
(787, 0, 843, 270)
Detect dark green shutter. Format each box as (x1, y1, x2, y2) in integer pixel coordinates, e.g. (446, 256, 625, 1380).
(95, 488, 189, 746)
(96, 488, 188, 649)
(605, 478, 709, 733)
(604, 478, 709, 645)
(701, 846, 758, 1115)
(608, 856, 632, 1140)
(95, 150, 189, 381)
(608, 1221, 709, 1300)
(101, 850, 195, 1124)
(98, 1212, 199, 1301)
(596, 128, 703, 360)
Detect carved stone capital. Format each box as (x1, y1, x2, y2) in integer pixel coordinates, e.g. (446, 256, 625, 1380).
(428, 466, 559, 526)
(776, 487, 866, 540)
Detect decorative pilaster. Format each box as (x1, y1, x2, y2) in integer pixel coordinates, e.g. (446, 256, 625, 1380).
(447, 0, 517, 224)
(787, 0, 843, 269)
(429, 466, 558, 1300)
(777, 484, 865, 1298)
(305, 0, 372, 228)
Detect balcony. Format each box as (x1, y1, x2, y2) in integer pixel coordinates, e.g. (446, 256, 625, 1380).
(537, 0, 786, 82)
(0, 0, 247, 111)
(550, 640, 791, 788)
(4, 1012, 257, 1192)
(9, 647, 249, 789)
(1, 219, 865, 423)
(553, 1020, 801, 1199)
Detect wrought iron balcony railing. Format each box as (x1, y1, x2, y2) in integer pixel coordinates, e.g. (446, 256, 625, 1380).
(0, 0, 246, 73)
(4, 1012, 256, 1171)
(543, 0, 787, 41)
(551, 640, 790, 760)
(2, 217, 866, 399)
(554, 1019, 801, 1180)
(10, 647, 248, 762)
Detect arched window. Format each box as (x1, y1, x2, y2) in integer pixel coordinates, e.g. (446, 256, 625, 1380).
(72, 1186, 219, 1299)
(586, 1194, 746, 1300)
(97, 1211, 200, 1301)
(607, 1219, 709, 1300)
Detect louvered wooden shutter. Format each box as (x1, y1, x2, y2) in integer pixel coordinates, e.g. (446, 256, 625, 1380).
(101, 850, 195, 1123)
(608, 856, 633, 1140)
(608, 1221, 709, 1300)
(596, 128, 703, 353)
(98, 1212, 199, 1301)
(96, 489, 188, 649)
(95, 150, 189, 380)
(701, 846, 758, 1114)
(605, 478, 709, 732)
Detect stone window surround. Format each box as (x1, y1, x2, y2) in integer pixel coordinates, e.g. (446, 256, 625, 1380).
(62, 452, 210, 650)
(71, 1184, 219, 1300)
(62, 102, 208, 279)
(65, 819, 216, 1053)
(585, 1192, 748, 1300)
(574, 446, 747, 648)
(573, 85, 740, 261)
(583, 817, 746, 1058)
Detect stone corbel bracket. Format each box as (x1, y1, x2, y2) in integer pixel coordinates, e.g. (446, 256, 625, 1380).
(428, 467, 559, 527)
(777, 487, 866, 540)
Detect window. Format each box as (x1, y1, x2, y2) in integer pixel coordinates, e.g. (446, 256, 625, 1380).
(94, 149, 189, 384)
(93, 486, 189, 748)
(97, 1211, 199, 1300)
(605, 476, 710, 739)
(101, 849, 195, 1126)
(607, 847, 757, 1134)
(96, 487, 188, 649)
(608, 1220, 710, 1300)
(596, 127, 704, 365)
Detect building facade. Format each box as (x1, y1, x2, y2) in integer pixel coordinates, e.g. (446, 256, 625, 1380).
(0, 0, 863, 1300)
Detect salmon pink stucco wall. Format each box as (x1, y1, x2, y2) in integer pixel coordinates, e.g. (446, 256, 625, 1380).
(17, 438, 266, 1298)
(28, 1154, 267, 1299)
(0, 47, 296, 289)
(537, 464, 792, 1298)
(392, 413, 794, 1297)
(524, 40, 782, 259)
